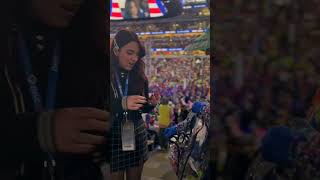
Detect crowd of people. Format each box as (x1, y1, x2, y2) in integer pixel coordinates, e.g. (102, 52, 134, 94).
(131, 34, 203, 50)
(144, 56, 210, 151)
(148, 57, 210, 103)
(110, 20, 209, 34)
(145, 36, 199, 49)
(212, 0, 320, 179)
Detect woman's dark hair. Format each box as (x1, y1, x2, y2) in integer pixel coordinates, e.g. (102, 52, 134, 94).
(124, 0, 140, 18)
(110, 30, 147, 80)
(110, 30, 147, 95)
(160, 97, 169, 105)
(62, 0, 108, 107)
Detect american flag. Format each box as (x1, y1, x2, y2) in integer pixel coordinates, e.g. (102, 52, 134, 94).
(110, 0, 123, 20)
(111, 0, 167, 20)
(149, 0, 167, 17)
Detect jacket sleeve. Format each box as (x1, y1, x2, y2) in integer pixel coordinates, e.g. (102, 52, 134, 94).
(0, 70, 48, 165)
(0, 112, 45, 164)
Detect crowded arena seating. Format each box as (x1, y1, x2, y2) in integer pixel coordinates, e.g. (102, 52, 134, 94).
(213, 0, 320, 179)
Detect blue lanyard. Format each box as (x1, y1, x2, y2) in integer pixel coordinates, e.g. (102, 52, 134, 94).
(17, 30, 59, 173)
(17, 31, 60, 112)
(114, 68, 129, 98)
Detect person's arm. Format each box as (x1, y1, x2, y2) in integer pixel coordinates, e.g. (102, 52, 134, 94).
(0, 69, 45, 164)
(0, 68, 110, 166)
(170, 107, 174, 122)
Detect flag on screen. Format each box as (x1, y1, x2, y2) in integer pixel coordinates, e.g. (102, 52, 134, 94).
(111, 0, 123, 20)
(149, 0, 167, 17)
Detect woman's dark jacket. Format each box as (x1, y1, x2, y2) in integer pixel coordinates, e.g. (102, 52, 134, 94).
(110, 68, 155, 123)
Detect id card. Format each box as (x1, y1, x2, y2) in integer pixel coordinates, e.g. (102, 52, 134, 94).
(121, 120, 135, 151)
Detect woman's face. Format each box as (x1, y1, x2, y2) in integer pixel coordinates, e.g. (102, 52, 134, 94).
(31, 0, 84, 28)
(129, 1, 139, 17)
(117, 41, 140, 71)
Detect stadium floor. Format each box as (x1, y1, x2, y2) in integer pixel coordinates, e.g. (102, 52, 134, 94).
(142, 151, 177, 180)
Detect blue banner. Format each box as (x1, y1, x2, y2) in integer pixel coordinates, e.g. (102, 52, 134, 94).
(152, 48, 184, 51)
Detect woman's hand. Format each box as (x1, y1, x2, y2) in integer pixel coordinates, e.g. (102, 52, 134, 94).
(149, 93, 160, 106)
(126, 95, 147, 110)
(53, 107, 110, 154)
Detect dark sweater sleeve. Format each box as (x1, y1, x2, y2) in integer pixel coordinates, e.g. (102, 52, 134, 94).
(0, 69, 45, 166)
(0, 112, 44, 164)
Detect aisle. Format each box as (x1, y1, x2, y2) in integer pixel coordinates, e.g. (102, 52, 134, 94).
(142, 151, 178, 180)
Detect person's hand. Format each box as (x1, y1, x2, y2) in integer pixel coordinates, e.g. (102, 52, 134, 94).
(126, 95, 147, 110)
(149, 93, 160, 106)
(53, 107, 110, 154)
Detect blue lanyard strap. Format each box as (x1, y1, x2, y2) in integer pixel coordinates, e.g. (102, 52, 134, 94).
(17, 30, 60, 112)
(114, 68, 129, 98)
(45, 40, 60, 110)
(17, 30, 59, 171)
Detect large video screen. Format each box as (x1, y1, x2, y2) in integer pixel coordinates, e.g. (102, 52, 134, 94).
(110, 0, 168, 20)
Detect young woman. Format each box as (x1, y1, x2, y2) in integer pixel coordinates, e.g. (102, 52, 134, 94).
(109, 29, 159, 180)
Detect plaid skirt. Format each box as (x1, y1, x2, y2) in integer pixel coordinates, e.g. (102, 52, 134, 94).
(109, 115, 148, 172)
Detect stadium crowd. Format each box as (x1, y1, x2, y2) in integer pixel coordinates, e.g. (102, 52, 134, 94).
(212, 0, 320, 179)
(110, 20, 209, 34)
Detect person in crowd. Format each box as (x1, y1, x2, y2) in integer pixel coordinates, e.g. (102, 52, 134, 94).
(109, 29, 159, 180)
(146, 115, 161, 150)
(172, 104, 180, 124)
(158, 97, 173, 150)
